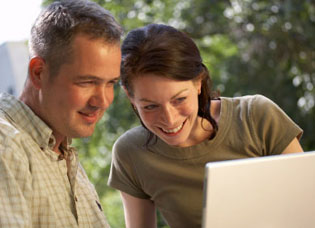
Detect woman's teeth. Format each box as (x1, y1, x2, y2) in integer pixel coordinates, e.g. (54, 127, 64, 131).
(162, 123, 183, 133)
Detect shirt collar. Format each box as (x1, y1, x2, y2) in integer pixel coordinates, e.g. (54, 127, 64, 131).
(0, 93, 71, 151)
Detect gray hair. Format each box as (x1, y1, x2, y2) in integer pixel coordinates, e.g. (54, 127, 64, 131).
(29, 0, 123, 76)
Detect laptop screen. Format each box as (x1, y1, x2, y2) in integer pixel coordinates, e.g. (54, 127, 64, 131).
(202, 151, 315, 228)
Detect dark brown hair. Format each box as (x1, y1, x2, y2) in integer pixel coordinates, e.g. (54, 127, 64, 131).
(121, 24, 218, 144)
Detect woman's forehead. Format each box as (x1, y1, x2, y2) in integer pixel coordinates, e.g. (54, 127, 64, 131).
(131, 75, 196, 101)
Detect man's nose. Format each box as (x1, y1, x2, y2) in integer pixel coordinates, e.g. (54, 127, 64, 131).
(89, 86, 114, 110)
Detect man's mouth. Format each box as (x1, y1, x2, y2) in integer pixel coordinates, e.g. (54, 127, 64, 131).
(79, 112, 96, 116)
(78, 111, 99, 123)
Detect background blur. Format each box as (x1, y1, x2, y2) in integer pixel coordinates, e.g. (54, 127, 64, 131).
(2, 0, 315, 227)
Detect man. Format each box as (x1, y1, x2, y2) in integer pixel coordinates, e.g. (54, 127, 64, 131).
(0, 0, 122, 227)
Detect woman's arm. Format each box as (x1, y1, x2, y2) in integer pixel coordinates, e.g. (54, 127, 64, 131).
(281, 137, 304, 154)
(120, 191, 157, 228)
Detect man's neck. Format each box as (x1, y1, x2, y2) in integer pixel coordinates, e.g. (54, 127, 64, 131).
(20, 84, 67, 156)
(53, 135, 67, 155)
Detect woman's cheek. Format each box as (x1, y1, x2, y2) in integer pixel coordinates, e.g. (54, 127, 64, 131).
(139, 111, 156, 124)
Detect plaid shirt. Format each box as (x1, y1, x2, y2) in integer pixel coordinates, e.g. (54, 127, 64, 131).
(0, 93, 110, 227)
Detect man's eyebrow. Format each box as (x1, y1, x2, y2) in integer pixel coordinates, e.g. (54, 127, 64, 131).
(139, 89, 188, 102)
(111, 76, 121, 81)
(76, 75, 120, 82)
(76, 75, 103, 81)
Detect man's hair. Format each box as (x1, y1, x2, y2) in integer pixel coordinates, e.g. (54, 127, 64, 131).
(29, 0, 123, 76)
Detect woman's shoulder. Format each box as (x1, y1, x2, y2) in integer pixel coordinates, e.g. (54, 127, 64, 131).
(113, 126, 148, 152)
(217, 94, 284, 128)
(221, 94, 277, 114)
(221, 94, 273, 105)
(117, 125, 148, 141)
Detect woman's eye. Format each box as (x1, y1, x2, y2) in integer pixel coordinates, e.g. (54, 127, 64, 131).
(174, 97, 186, 104)
(143, 104, 158, 110)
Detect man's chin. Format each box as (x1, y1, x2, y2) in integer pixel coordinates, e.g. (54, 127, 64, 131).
(70, 127, 95, 139)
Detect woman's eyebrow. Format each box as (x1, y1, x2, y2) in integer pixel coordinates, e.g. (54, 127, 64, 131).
(139, 89, 188, 102)
(171, 89, 188, 99)
(139, 98, 155, 103)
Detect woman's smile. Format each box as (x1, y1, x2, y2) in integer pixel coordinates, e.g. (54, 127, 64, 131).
(130, 74, 202, 147)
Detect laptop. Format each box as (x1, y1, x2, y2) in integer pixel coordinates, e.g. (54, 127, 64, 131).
(202, 151, 315, 228)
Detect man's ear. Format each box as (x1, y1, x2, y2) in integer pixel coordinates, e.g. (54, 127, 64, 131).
(28, 57, 47, 90)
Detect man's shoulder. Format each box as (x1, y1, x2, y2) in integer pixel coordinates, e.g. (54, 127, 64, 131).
(0, 113, 29, 159)
(0, 113, 21, 141)
(0, 93, 26, 138)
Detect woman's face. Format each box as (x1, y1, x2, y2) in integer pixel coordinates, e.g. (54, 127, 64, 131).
(128, 74, 203, 147)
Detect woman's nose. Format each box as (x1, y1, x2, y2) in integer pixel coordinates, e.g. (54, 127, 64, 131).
(161, 105, 176, 125)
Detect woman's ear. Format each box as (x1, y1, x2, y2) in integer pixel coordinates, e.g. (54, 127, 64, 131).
(28, 57, 46, 90)
(122, 86, 134, 102)
(194, 75, 203, 95)
(122, 86, 139, 114)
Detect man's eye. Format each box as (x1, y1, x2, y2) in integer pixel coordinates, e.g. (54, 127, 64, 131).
(107, 80, 118, 87)
(78, 81, 94, 85)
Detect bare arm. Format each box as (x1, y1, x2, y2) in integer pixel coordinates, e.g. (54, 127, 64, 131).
(281, 137, 304, 154)
(120, 191, 157, 228)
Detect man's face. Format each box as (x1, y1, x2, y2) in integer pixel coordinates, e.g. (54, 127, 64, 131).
(39, 35, 121, 141)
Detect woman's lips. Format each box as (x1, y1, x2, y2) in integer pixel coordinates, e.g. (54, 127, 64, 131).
(160, 119, 187, 135)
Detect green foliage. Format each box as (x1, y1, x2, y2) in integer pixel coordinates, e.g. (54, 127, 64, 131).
(42, 0, 315, 226)
(102, 191, 125, 228)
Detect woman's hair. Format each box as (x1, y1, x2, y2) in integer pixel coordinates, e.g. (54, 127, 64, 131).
(121, 23, 218, 144)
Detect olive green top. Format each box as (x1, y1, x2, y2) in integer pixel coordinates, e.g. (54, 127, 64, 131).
(108, 95, 302, 228)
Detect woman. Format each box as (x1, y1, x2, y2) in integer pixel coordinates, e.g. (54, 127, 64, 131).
(108, 24, 303, 228)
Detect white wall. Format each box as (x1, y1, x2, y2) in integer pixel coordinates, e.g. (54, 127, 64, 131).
(0, 41, 29, 97)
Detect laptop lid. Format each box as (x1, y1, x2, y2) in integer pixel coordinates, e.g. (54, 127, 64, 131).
(202, 151, 315, 228)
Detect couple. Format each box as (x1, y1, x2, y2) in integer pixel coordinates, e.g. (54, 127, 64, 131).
(0, 0, 303, 227)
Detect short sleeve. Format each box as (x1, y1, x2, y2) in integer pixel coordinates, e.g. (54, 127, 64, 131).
(250, 95, 303, 156)
(108, 132, 150, 199)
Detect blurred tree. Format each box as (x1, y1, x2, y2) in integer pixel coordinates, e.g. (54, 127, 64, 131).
(42, 0, 315, 227)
